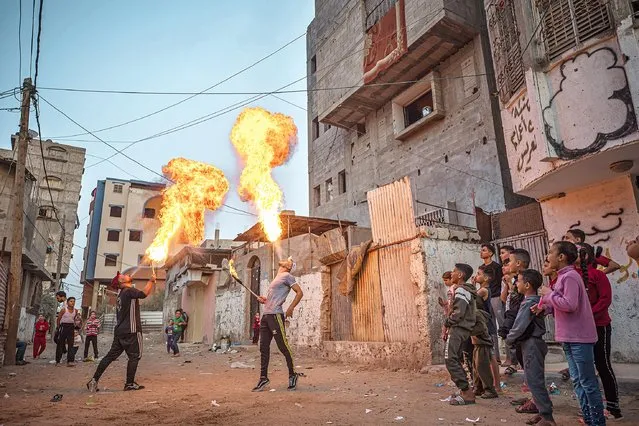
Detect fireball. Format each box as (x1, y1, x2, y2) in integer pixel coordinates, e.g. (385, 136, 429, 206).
(146, 158, 229, 263)
(230, 107, 297, 242)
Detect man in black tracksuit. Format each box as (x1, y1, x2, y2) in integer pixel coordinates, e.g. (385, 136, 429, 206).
(87, 271, 156, 392)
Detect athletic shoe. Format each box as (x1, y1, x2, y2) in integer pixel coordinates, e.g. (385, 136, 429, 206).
(252, 377, 270, 392)
(123, 382, 145, 391)
(86, 379, 98, 393)
(605, 409, 624, 420)
(288, 373, 301, 391)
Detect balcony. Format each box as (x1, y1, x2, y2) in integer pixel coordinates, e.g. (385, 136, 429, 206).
(316, 0, 480, 129)
(22, 199, 53, 281)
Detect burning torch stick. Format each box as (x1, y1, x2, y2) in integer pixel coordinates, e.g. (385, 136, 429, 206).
(221, 258, 261, 299)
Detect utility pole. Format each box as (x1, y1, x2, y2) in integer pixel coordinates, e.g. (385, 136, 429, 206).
(4, 78, 33, 366)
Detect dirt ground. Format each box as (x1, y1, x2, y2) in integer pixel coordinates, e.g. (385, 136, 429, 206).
(1, 334, 638, 425)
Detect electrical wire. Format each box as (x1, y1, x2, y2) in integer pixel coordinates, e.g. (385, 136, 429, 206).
(46, 32, 306, 139)
(18, 0, 23, 85)
(33, 0, 43, 88)
(29, 0, 36, 77)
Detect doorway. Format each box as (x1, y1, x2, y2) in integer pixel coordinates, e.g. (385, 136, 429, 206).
(249, 256, 261, 321)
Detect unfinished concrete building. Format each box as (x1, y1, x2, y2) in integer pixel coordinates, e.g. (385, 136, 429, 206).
(307, 0, 523, 229)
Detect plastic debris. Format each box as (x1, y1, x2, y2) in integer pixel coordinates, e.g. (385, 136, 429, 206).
(4, 393, 9, 398)
(269, 389, 276, 392)
(211, 400, 220, 407)
(438, 419, 444, 421)
(500, 381, 507, 389)
(230, 362, 254, 369)
(326, 422, 333, 425)
(295, 403, 303, 408)
(395, 416, 405, 421)
(199, 372, 213, 375)
(500, 420, 507, 423)
(465, 417, 480, 423)
(8, 373, 16, 377)
(435, 383, 444, 387)
(440, 395, 453, 402)
(366, 409, 372, 414)
(50, 394, 63, 403)
(340, 370, 351, 374)
(229, 350, 238, 354)
(548, 382, 560, 395)
(145, 401, 158, 404)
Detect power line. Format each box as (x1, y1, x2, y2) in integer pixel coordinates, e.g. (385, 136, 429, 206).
(33, 0, 43, 88)
(46, 32, 306, 140)
(29, 0, 36, 77)
(38, 74, 488, 96)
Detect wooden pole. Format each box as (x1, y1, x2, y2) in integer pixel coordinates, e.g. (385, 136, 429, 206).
(4, 78, 33, 366)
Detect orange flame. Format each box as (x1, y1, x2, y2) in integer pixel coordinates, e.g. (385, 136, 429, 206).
(146, 158, 229, 263)
(230, 107, 297, 242)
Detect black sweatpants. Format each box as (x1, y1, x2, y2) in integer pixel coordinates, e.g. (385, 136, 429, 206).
(84, 335, 98, 359)
(445, 327, 471, 391)
(55, 324, 75, 364)
(595, 324, 620, 415)
(93, 332, 143, 385)
(259, 314, 294, 378)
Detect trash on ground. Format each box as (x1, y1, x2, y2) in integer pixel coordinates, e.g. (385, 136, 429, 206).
(340, 370, 351, 374)
(230, 361, 254, 369)
(548, 382, 560, 395)
(211, 400, 220, 407)
(4, 393, 9, 398)
(269, 389, 276, 392)
(366, 409, 372, 414)
(50, 394, 63, 403)
(465, 417, 480, 423)
(440, 395, 453, 402)
(395, 416, 405, 421)
(500, 420, 507, 423)
(438, 419, 444, 421)
(8, 373, 16, 377)
(435, 383, 444, 387)
(295, 403, 303, 408)
(184, 360, 192, 363)
(500, 382, 507, 389)
(199, 372, 213, 375)
(145, 401, 158, 404)
(229, 350, 238, 354)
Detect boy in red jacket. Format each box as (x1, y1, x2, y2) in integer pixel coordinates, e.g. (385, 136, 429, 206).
(33, 314, 49, 359)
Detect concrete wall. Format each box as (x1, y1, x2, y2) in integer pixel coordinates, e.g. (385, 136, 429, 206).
(214, 285, 248, 343)
(308, 36, 507, 228)
(540, 175, 639, 362)
(282, 271, 326, 348)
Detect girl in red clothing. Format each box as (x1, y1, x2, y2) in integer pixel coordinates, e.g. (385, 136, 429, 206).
(577, 243, 622, 420)
(252, 313, 261, 345)
(33, 314, 49, 359)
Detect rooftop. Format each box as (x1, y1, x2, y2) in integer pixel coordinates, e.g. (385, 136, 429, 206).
(234, 214, 356, 243)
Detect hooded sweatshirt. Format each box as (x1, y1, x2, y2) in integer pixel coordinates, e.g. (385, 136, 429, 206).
(506, 295, 546, 346)
(444, 282, 477, 332)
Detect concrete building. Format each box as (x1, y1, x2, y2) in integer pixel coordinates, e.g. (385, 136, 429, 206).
(0, 151, 53, 364)
(10, 134, 86, 283)
(307, 0, 526, 230)
(483, 0, 639, 361)
(81, 178, 171, 312)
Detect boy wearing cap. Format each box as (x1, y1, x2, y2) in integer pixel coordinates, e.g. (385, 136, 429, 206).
(86, 271, 156, 392)
(253, 258, 304, 392)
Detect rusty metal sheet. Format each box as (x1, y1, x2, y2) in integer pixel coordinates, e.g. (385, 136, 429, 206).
(378, 242, 420, 343)
(330, 261, 352, 340)
(367, 176, 416, 245)
(351, 250, 385, 342)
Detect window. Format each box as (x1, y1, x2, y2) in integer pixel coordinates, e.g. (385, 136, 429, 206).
(325, 178, 334, 202)
(391, 72, 445, 141)
(338, 170, 346, 194)
(42, 175, 63, 191)
(356, 122, 366, 136)
(488, 0, 524, 103)
(365, 0, 398, 29)
(107, 230, 120, 242)
(539, 0, 612, 60)
(38, 206, 56, 220)
(109, 205, 122, 217)
(113, 184, 123, 193)
(311, 117, 319, 141)
(129, 230, 142, 242)
(313, 185, 321, 208)
(310, 55, 317, 74)
(143, 208, 156, 219)
(633, 0, 639, 19)
(404, 91, 433, 128)
(104, 254, 118, 267)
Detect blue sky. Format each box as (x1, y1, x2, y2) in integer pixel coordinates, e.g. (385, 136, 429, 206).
(0, 1, 314, 298)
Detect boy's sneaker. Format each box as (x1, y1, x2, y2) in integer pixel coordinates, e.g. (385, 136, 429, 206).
(605, 409, 623, 420)
(123, 382, 145, 391)
(252, 377, 270, 392)
(86, 379, 98, 393)
(288, 373, 301, 391)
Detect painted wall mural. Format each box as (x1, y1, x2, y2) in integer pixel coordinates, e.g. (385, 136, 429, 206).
(542, 46, 637, 160)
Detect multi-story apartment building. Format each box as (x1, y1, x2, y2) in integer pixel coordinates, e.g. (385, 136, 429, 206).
(483, 0, 639, 361)
(11, 134, 86, 282)
(307, 0, 528, 229)
(81, 178, 165, 310)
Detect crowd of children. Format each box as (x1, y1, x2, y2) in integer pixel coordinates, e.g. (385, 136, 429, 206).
(441, 231, 625, 426)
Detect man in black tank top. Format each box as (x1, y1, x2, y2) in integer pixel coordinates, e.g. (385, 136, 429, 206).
(87, 272, 156, 392)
